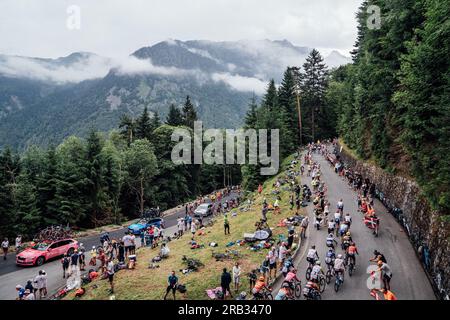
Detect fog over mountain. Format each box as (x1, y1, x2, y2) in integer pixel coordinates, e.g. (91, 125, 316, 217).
(0, 39, 351, 150)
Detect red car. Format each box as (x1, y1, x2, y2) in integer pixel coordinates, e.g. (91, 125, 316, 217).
(16, 239, 78, 266)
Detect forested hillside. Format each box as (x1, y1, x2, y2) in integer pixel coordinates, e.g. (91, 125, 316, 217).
(327, 0, 449, 216)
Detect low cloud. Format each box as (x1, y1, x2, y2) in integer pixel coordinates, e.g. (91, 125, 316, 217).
(0, 54, 112, 83)
(0, 52, 267, 94)
(212, 73, 266, 94)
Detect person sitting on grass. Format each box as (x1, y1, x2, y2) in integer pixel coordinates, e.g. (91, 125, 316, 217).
(160, 243, 170, 258)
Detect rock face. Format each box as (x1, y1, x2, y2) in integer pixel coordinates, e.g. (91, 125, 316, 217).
(337, 144, 450, 300)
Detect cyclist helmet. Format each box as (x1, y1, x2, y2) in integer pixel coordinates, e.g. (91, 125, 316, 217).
(259, 276, 265, 281)
(337, 254, 343, 259)
(315, 260, 321, 265)
(282, 282, 290, 288)
(239, 292, 247, 299)
(92, 246, 96, 249)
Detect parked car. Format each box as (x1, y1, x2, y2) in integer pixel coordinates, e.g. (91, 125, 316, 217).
(16, 239, 79, 267)
(194, 203, 213, 217)
(128, 218, 165, 235)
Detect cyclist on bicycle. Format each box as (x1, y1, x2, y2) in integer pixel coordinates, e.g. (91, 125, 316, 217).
(346, 242, 359, 266)
(310, 261, 324, 284)
(344, 213, 352, 227)
(306, 245, 319, 265)
(284, 267, 301, 295)
(342, 231, 352, 251)
(325, 248, 336, 268)
(275, 282, 292, 300)
(334, 210, 341, 228)
(334, 254, 346, 280)
(252, 276, 271, 299)
(326, 233, 338, 249)
(339, 220, 350, 235)
(337, 199, 344, 214)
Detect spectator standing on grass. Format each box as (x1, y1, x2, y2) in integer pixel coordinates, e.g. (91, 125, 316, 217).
(300, 216, 309, 239)
(190, 220, 197, 239)
(163, 271, 178, 300)
(268, 247, 277, 280)
(61, 254, 70, 278)
(25, 280, 34, 295)
(224, 214, 230, 235)
(78, 243, 86, 271)
(2, 238, 9, 260)
(287, 229, 294, 249)
(232, 262, 241, 292)
(177, 218, 184, 237)
(130, 233, 136, 255)
(122, 232, 132, 257)
(98, 249, 106, 273)
(221, 268, 233, 299)
(118, 241, 125, 263)
(40, 270, 48, 298)
(184, 214, 189, 231)
(106, 258, 115, 294)
(69, 249, 79, 276)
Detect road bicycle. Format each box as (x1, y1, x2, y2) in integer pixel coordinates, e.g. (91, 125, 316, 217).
(325, 263, 334, 284)
(252, 287, 273, 300)
(334, 270, 345, 292)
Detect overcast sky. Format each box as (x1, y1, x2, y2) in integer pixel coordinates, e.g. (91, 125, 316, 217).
(0, 0, 362, 59)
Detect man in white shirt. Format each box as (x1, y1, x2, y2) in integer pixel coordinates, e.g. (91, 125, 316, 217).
(122, 233, 132, 257)
(106, 258, 115, 294)
(177, 218, 184, 237)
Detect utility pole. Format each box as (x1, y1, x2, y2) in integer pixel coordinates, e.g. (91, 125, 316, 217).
(295, 92, 302, 146)
(291, 67, 303, 147)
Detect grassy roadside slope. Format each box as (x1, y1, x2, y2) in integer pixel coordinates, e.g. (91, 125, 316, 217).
(71, 155, 304, 300)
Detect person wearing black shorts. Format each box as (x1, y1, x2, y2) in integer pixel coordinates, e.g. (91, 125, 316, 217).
(164, 271, 178, 300)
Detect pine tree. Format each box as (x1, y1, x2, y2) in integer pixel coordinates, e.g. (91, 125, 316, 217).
(166, 104, 184, 126)
(0, 148, 17, 238)
(182, 96, 198, 128)
(37, 147, 59, 226)
(86, 130, 108, 227)
(301, 49, 329, 142)
(54, 136, 88, 226)
(119, 114, 136, 146)
(278, 67, 299, 153)
(14, 174, 41, 236)
(136, 107, 152, 140)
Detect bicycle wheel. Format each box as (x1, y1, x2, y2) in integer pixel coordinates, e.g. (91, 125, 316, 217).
(319, 277, 326, 293)
(334, 280, 340, 292)
(294, 283, 302, 298)
(305, 267, 312, 280)
(326, 269, 332, 284)
(266, 293, 273, 300)
(349, 264, 354, 277)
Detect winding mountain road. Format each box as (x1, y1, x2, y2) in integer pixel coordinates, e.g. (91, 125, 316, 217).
(291, 148, 436, 300)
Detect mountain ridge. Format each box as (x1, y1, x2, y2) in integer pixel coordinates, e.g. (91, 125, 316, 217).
(0, 39, 351, 150)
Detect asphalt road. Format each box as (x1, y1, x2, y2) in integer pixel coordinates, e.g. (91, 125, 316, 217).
(288, 148, 436, 300)
(0, 191, 239, 300)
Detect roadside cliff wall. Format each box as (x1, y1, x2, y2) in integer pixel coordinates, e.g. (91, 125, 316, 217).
(336, 143, 450, 300)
